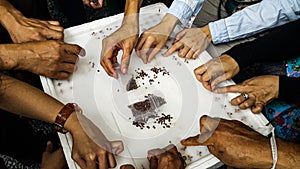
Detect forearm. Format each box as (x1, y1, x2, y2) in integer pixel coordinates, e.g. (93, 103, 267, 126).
(159, 13, 179, 34)
(0, 0, 23, 31)
(124, 0, 142, 16)
(0, 74, 63, 123)
(0, 44, 19, 70)
(276, 138, 300, 169)
(0, 43, 34, 70)
(122, 0, 142, 29)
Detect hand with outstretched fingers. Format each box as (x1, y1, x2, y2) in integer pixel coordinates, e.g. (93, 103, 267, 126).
(213, 75, 279, 114)
(135, 14, 178, 64)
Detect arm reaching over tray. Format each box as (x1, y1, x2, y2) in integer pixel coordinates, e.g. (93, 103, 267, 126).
(181, 115, 300, 169)
(0, 74, 124, 169)
(100, 0, 142, 78)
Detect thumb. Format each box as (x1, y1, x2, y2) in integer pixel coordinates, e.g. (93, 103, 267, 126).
(110, 141, 124, 155)
(181, 132, 214, 146)
(181, 134, 201, 146)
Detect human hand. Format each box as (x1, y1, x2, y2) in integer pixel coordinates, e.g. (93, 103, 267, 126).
(8, 41, 85, 79)
(135, 14, 178, 63)
(164, 27, 210, 59)
(67, 113, 124, 169)
(41, 141, 67, 169)
(100, 16, 139, 78)
(194, 54, 240, 91)
(82, 0, 103, 9)
(2, 10, 63, 43)
(147, 144, 185, 169)
(213, 75, 279, 113)
(181, 115, 273, 169)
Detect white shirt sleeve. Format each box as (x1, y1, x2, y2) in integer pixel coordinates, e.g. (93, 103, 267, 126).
(167, 0, 204, 26)
(209, 0, 300, 44)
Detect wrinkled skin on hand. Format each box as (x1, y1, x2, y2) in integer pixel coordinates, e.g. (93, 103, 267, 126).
(213, 75, 279, 114)
(164, 28, 210, 59)
(100, 20, 139, 78)
(181, 115, 273, 169)
(82, 0, 103, 9)
(5, 13, 64, 43)
(194, 54, 240, 91)
(147, 144, 185, 169)
(70, 113, 124, 169)
(135, 13, 178, 63)
(3, 41, 85, 79)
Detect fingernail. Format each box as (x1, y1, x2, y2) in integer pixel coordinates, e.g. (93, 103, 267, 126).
(121, 68, 127, 74)
(89, 153, 96, 160)
(113, 72, 118, 79)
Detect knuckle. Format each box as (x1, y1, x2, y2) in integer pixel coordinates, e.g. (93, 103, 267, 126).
(146, 35, 155, 42)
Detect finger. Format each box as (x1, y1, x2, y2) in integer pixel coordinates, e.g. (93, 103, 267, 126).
(139, 39, 155, 64)
(59, 63, 76, 73)
(163, 144, 178, 155)
(210, 74, 228, 89)
(200, 115, 220, 133)
(98, 0, 103, 7)
(86, 152, 97, 169)
(100, 59, 114, 77)
(135, 36, 146, 55)
(251, 102, 264, 114)
(201, 70, 213, 82)
(48, 20, 61, 26)
(185, 49, 195, 59)
(192, 49, 202, 59)
(98, 151, 109, 169)
(202, 81, 212, 91)
(39, 26, 63, 40)
(101, 49, 118, 78)
(238, 96, 255, 109)
(107, 152, 116, 168)
(178, 46, 189, 58)
(148, 44, 164, 62)
(61, 53, 79, 64)
(110, 141, 124, 155)
(90, 2, 102, 9)
(83, 0, 90, 6)
(63, 44, 84, 56)
(43, 21, 63, 32)
(120, 48, 132, 74)
(163, 41, 183, 57)
(194, 65, 207, 81)
(72, 153, 87, 169)
(149, 157, 158, 169)
(53, 72, 71, 80)
(180, 132, 214, 146)
(148, 148, 164, 157)
(230, 95, 248, 106)
(175, 30, 186, 41)
(213, 84, 243, 94)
